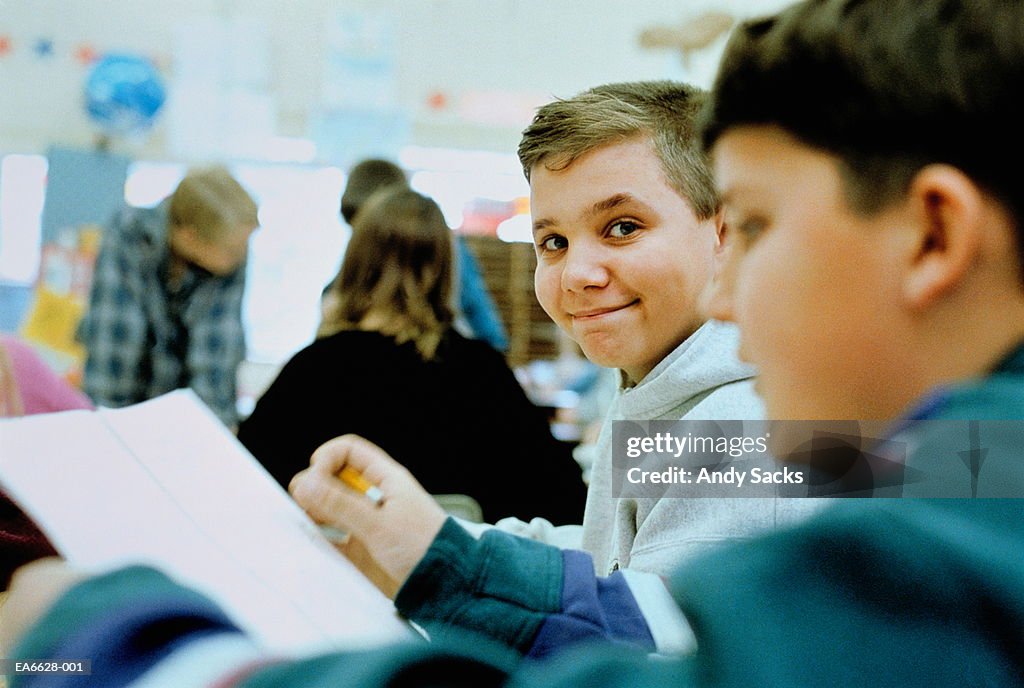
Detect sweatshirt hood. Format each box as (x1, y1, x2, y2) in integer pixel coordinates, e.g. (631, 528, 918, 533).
(619, 320, 756, 420)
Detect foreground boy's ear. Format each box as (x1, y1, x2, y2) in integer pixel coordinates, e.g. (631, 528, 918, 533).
(903, 164, 985, 308)
(703, 210, 736, 322)
(708, 208, 730, 295)
(712, 208, 727, 251)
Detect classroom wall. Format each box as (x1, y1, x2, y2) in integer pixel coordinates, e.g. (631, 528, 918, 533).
(0, 0, 795, 367)
(0, 0, 794, 162)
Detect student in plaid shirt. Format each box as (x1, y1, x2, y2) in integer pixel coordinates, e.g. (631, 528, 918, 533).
(78, 166, 258, 428)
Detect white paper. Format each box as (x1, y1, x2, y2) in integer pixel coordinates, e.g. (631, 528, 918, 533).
(0, 389, 411, 655)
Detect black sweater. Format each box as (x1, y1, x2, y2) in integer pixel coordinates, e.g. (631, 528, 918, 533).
(238, 329, 586, 524)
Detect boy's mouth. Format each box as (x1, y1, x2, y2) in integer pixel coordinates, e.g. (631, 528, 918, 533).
(570, 299, 640, 321)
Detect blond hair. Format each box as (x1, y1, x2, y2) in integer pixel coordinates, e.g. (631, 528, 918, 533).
(518, 81, 719, 219)
(319, 188, 454, 360)
(168, 166, 258, 243)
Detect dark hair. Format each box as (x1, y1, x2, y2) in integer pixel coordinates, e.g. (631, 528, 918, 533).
(701, 0, 1024, 265)
(340, 159, 409, 224)
(321, 188, 454, 360)
(519, 81, 719, 220)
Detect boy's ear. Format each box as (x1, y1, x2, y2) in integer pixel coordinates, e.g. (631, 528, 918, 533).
(709, 208, 732, 281)
(712, 208, 727, 252)
(902, 165, 985, 309)
(703, 209, 735, 321)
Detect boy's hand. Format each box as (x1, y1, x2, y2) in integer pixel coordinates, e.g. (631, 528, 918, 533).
(289, 435, 447, 599)
(0, 558, 85, 655)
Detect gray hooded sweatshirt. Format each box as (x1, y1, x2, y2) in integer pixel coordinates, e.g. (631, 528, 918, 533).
(581, 320, 818, 576)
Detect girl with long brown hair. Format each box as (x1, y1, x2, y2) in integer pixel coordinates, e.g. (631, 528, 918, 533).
(239, 188, 585, 524)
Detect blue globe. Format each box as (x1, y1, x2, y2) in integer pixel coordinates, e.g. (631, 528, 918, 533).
(84, 54, 167, 137)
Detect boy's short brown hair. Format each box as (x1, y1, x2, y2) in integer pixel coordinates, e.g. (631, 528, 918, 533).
(518, 81, 718, 220)
(701, 0, 1024, 274)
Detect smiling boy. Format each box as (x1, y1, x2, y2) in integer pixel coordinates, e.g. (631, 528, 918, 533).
(509, 82, 788, 581)
(529, 136, 713, 384)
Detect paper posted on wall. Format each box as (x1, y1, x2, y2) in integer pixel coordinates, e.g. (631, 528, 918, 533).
(0, 389, 411, 655)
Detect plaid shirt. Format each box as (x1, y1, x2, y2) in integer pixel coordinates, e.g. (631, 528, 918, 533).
(79, 202, 247, 427)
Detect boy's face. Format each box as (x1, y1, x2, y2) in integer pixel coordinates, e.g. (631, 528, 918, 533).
(531, 138, 721, 383)
(709, 125, 910, 420)
(170, 223, 255, 276)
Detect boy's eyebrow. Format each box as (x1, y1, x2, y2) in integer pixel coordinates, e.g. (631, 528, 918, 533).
(532, 193, 642, 236)
(586, 193, 636, 218)
(532, 217, 556, 236)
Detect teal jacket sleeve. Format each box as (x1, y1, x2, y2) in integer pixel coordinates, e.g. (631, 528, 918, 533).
(9, 561, 677, 688)
(10, 566, 249, 687)
(394, 518, 655, 658)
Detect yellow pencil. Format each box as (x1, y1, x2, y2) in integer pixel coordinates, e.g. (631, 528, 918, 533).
(339, 465, 384, 505)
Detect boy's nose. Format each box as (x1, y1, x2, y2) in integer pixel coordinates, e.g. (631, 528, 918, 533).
(561, 245, 610, 292)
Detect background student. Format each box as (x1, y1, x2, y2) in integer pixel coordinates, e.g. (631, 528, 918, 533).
(338, 158, 510, 352)
(78, 166, 258, 428)
(238, 187, 585, 524)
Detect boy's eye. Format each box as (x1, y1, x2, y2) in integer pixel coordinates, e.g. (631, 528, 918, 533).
(539, 235, 568, 251)
(608, 220, 639, 238)
(737, 217, 767, 239)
